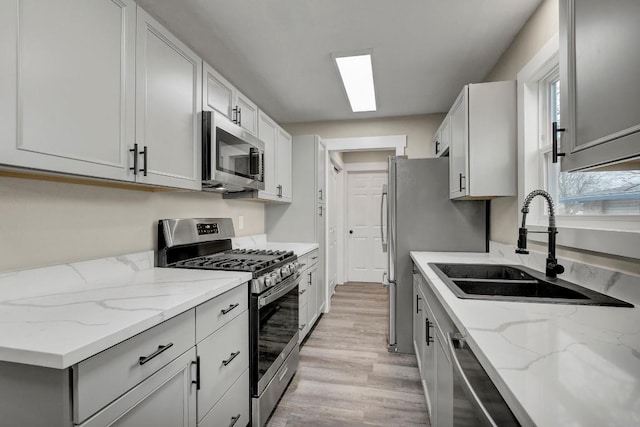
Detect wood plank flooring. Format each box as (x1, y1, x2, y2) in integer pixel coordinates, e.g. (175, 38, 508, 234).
(267, 281, 430, 426)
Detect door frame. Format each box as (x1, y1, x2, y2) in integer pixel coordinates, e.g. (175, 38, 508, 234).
(345, 165, 389, 283)
(323, 135, 406, 286)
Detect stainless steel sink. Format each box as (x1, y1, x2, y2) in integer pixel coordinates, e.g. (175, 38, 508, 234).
(429, 263, 633, 307)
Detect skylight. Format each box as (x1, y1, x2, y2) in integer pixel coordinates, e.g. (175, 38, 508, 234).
(334, 53, 377, 112)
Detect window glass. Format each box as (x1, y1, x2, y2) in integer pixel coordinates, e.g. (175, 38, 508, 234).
(544, 78, 640, 216)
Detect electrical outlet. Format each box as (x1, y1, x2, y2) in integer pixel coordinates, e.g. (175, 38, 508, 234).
(238, 215, 244, 230)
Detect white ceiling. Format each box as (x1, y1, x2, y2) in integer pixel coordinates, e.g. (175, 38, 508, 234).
(136, 0, 542, 124)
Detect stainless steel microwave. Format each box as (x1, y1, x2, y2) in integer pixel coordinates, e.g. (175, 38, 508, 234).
(202, 111, 265, 193)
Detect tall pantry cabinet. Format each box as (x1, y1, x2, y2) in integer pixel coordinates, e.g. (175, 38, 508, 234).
(266, 135, 327, 314)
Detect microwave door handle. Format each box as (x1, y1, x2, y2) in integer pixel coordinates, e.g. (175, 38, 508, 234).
(249, 147, 260, 177)
(202, 111, 212, 180)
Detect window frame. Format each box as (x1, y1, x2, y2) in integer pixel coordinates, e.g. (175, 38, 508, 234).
(517, 34, 640, 259)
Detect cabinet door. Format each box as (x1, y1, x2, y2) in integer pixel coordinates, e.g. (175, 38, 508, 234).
(80, 349, 196, 427)
(412, 279, 424, 364)
(435, 334, 453, 427)
(0, 0, 135, 181)
(258, 110, 278, 197)
(449, 89, 467, 198)
(196, 311, 249, 423)
(203, 62, 234, 119)
(439, 116, 451, 157)
(560, 0, 640, 171)
(235, 91, 258, 136)
(135, 7, 202, 190)
(307, 269, 319, 328)
(277, 127, 293, 201)
(421, 300, 436, 418)
(317, 139, 327, 202)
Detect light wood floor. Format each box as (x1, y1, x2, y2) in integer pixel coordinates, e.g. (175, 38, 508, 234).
(267, 281, 430, 426)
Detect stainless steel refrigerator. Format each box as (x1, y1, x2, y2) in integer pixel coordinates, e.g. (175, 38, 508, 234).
(382, 156, 487, 353)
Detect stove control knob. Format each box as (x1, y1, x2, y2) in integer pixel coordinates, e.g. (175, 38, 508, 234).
(280, 265, 290, 277)
(264, 277, 272, 288)
(269, 272, 280, 285)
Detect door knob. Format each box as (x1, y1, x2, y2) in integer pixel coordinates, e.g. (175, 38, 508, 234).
(349, 230, 353, 234)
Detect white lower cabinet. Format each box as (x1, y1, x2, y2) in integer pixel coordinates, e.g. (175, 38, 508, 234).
(198, 369, 249, 427)
(74, 310, 196, 423)
(298, 249, 321, 343)
(79, 349, 197, 427)
(413, 264, 455, 427)
(196, 310, 249, 422)
(0, 283, 250, 427)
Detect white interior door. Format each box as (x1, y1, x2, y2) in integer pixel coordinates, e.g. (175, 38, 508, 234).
(347, 172, 388, 282)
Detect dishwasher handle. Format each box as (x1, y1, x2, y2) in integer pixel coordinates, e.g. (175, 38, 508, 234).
(448, 333, 520, 427)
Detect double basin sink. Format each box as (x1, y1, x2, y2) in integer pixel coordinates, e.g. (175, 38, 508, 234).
(429, 263, 633, 307)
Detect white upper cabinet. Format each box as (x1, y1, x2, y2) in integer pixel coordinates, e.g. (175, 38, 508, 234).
(434, 116, 450, 157)
(258, 110, 278, 197)
(0, 0, 136, 181)
(234, 90, 258, 136)
(202, 60, 258, 138)
(203, 62, 235, 120)
(448, 81, 516, 200)
(559, 0, 640, 171)
(135, 7, 202, 190)
(256, 110, 292, 202)
(277, 127, 292, 201)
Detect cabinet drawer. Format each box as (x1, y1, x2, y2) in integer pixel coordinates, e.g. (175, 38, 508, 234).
(305, 250, 319, 269)
(74, 309, 196, 424)
(198, 368, 249, 427)
(79, 348, 196, 427)
(196, 283, 248, 342)
(197, 310, 249, 421)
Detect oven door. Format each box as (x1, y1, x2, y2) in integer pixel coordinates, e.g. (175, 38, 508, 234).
(250, 272, 300, 397)
(202, 111, 265, 191)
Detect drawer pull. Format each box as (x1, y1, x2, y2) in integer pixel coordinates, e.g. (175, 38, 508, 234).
(138, 343, 173, 365)
(221, 303, 240, 315)
(222, 351, 240, 366)
(311, 256, 318, 260)
(299, 324, 306, 331)
(229, 414, 241, 427)
(299, 289, 306, 295)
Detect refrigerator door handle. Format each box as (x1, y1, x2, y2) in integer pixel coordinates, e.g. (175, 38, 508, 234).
(380, 184, 388, 253)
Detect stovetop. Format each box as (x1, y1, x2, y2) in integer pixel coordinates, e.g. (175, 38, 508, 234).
(171, 248, 296, 277)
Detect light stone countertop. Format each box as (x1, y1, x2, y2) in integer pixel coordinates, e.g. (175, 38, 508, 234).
(0, 251, 251, 369)
(410, 251, 640, 427)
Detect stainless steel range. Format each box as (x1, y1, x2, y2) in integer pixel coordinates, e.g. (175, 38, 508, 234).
(156, 218, 300, 427)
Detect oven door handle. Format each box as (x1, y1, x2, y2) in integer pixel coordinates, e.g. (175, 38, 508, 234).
(258, 273, 300, 308)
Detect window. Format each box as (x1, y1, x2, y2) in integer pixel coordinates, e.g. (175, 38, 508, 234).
(517, 34, 639, 258)
(540, 78, 640, 218)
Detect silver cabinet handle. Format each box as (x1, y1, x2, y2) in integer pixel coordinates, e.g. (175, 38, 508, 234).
(139, 343, 173, 365)
(221, 303, 239, 315)
(222, 351, 240, 366)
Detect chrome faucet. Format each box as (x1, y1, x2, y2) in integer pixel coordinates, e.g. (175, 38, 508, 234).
(516, 190, 565, 278)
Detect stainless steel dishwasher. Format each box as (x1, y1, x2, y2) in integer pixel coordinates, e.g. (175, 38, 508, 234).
(448, 333, 521, 426)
